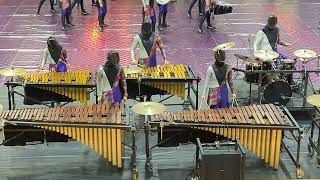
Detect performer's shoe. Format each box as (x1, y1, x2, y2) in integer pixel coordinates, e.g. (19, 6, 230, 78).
(187, 12, 191, 18)
(199, 12, 204, 16)
(50, 9, 56, 13)
(158, 25, 163, 31)
(81, 11, 89, 15)
(62, 26, 67, 31)
(99, 26, 104, 32)
(197, 27, 203, 33)
(102, 24, 108, 27)
(207, 24, 214, 29)
(92, 2, 97, 6)
(66, 23, 75, 27)
(36, 11, 40, 15)
(162, 22, 169, 27)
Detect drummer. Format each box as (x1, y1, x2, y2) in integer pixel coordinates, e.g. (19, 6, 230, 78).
(253, 15, 291, 59)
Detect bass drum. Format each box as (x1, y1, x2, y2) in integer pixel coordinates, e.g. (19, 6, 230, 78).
(263, 80, 292, 105)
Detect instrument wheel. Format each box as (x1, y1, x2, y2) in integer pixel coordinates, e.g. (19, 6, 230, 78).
(296, 168, 304, 179)
(307, 144, 314, 157)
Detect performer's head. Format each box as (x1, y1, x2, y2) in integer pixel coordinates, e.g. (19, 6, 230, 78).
(106, 51, 120, 66)
(141, 21, 152, 40)
(47, 36, 58, 50)
(214, 49, 226, 66)
(267, 15, 278, 30)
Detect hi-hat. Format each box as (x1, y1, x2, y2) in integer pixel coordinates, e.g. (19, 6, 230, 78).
(132, 102, 166, 115)
(212, 42, 235, 51)
(293, 49, 317, 59)
(307, 94, 320, 107)
(254, 50, 279, 60)
(0, 67, 26, 76)
(123, 65, 142, 74)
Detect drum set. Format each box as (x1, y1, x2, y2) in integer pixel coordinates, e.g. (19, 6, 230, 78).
(235, 46, 318, 105)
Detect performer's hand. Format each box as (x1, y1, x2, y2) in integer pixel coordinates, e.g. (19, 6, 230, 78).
(97, 96, 102, 104)
(201, 96, 206, 101)
(164, 59, 170, 65)
(131, 60, 138, 65)
(123, 94, 128, 102)
(232, 93, 237, 99)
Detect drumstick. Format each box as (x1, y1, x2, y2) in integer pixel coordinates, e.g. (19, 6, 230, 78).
(290, 38, 300, 45)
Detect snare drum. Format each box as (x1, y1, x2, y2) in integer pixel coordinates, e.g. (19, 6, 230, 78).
(245, 62, 261, 83)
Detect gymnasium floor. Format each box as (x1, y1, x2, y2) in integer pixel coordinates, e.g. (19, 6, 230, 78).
(0, 0, 320, 179)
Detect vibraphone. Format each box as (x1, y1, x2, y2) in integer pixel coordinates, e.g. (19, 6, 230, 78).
(145, 104, 304, 178)
(125, 64, 200, 109)
(0, 104, 137, 179)
(5, 70, 96, 109)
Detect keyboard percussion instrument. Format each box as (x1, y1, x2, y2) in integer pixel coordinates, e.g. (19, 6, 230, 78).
(145, 104, 304, 177)
(125, 64, 200, 109)
(1, 103, 137, 172)
(19, 70, 92, 103)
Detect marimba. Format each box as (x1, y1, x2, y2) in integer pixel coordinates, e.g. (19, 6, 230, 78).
(145, 104, 304, 178)
(5, 70, 96, 109)
(125, 64, 200, 109)
(0, 104, 137, 177)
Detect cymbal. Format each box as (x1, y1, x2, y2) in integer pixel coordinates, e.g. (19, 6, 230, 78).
(132, 102, 166, 115)
(293, 49, 317, 59)
(0, 67, 26, 76)
(254, 50, 279, 60)
(307, 94, 320, 107)
(212, 42, 235, 51)
(123, 65, 142, 74)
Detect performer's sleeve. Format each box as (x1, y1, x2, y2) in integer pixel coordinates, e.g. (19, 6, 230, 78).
(61, 48, 68, 63)
(277, 30, 285, 46)
(96, 67, 104, 97)
(41, 48, 49, 68)
(156, 35, 167, 60)
(202, 66, 212, 97)
(142, 0, 147, 7)
(120, 68, 128, 96)
(253, 31, 262, 51)
(130, 35, 139, 61)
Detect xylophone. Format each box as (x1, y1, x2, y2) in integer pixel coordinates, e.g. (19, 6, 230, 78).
(125, 64, 200, 109)
(0, 104, 136, 173)
(146, 104, 304, 178)
(19, 70, 92, 104)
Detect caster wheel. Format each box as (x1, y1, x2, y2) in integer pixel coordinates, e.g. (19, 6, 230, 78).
(308, 144, 314, 157)
(296, 168, 304, 179)
(132, 169, 138, 180)
(316, 157, 320, 168)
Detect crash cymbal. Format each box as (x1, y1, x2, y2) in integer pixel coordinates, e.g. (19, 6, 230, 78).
(123, 65, 142, 74)
(307, 94, 320, 107)
(212, 42, 235, 51)
(0, 67, 26, 76)
(293, 49, 317, 59)
(254, 50, 279, 60)
(132, 102, 166, 115)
